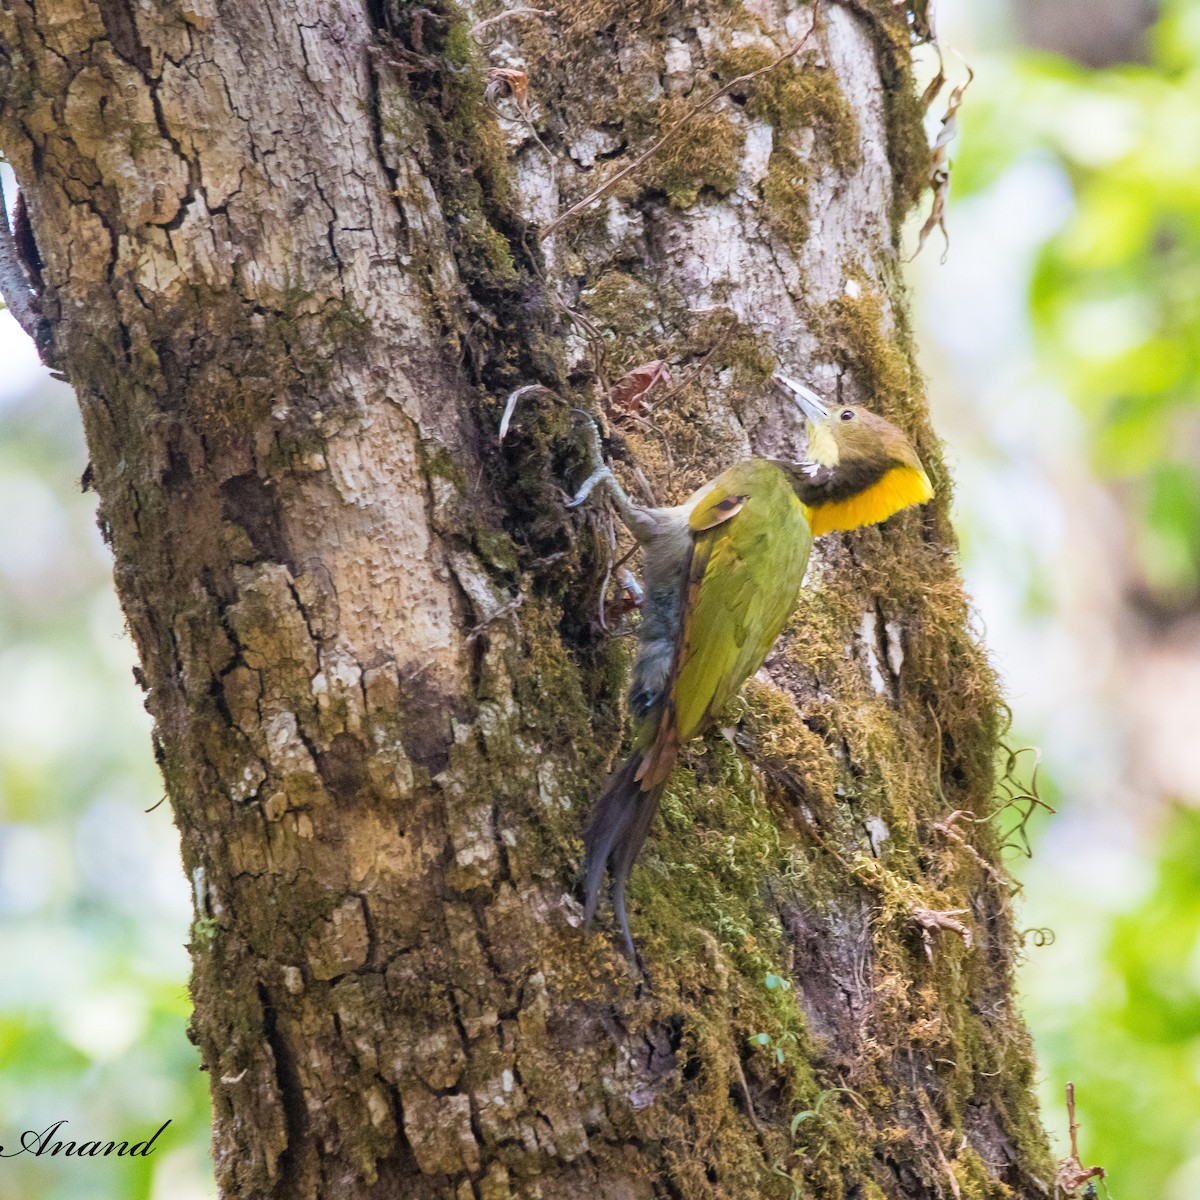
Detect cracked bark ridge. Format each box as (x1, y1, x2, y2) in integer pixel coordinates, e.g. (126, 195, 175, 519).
(0, 0, 1056, 1197)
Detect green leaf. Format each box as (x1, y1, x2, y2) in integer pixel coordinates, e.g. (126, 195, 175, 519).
(790, 1109, 816, 1135)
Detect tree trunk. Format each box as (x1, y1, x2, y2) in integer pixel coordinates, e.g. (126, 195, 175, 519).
(0, 1, 1057, 1196)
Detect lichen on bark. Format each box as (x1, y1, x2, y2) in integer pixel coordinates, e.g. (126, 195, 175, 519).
(0, 0, 1055, 1196)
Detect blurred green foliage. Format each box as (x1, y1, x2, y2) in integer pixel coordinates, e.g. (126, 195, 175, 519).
(958, 0, 1200, 606)
(1030, 804, 1200, 1198)
(945, 1, 1200, 1193)
(0, 383, 214, 1199)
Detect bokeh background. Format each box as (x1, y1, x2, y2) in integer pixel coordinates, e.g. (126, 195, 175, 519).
(2, 0, 1199, 1195)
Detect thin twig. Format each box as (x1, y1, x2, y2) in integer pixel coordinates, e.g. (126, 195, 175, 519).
(918, 1095, 963, 1200)
(647, 315, 736, 412)
(928, 701, 1053, 857)
(0, 171, 42, 348)
(1055, 1083, 1106, 1197)
(485, 69, 558, 169)
(932, 811, 1009, 889)
(1067, 1084, 1081, 1161)
(469, 7, 554, 37)
(595, 511, 617, 633)
(733, 1054, 763, 1134)
(539, 2, 823, 237)
(516, 222, 612, 390)
(465, 591, 526, 643)
(514, 106, 557, 167)
(911, 905, 972, 957)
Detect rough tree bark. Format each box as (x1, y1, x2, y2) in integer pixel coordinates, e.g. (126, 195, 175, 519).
(0, 1, 1057, 1196)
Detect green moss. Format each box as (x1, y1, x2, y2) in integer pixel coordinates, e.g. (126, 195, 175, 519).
(458, 595, 623, 871)
(954, 1146, 1015, 1199)
(740, 678, 840, 816)
(441, 15, 514, 204)
(419, 441, 469, 491)
(724, 49, 860, 172)
(644, 99, 742, 210)
(840, 0, 931, 229)
(593, 730, 888, 1194)
(723, 320, 776, 391)
(473, 527, 519, 573)
(761, 148, 810, 249)
(457, 206, 519, 288)
(779, 580, 857, 685)
(378, 4, 524, 329)
(557, 0, 682, 40)
(489, 395, 581, 553)
(581, 270, 662, 346)
(442, 14, 473, 65)
(637, 738, 794, 972)
(879, 43, 930, 223)
(704, 48, 861, 250)
(826, 284, 918, 413)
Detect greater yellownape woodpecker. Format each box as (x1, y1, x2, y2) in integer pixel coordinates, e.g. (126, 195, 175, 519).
(570, 375, 934, 963)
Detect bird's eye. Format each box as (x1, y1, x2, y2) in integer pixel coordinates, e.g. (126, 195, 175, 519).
(839, 409, 855, 421)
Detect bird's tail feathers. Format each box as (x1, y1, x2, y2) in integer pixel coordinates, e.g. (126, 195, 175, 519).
(583, 752, 644, 925)
(582, 751, 669, 959)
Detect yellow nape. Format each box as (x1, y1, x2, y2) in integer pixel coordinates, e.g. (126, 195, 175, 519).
(808, 465, 933, 536)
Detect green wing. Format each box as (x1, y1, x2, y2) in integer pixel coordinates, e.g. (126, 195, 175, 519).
(671, 462, 813, 744)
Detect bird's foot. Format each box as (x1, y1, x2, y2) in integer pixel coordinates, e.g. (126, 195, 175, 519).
(565, 408, 610, 507)
(566, 462, 618, 509)
(617, 569, 644, 607)
(565, 408, 624, 512)
(566, 409, 658, 537)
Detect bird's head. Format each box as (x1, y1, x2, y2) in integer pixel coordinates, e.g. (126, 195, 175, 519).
(774, 375, 934, 536)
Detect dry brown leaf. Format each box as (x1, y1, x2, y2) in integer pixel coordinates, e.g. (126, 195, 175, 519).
(1055, 1162, 1106, 1196)
(485, 67, 530, 111)
(920, 66, 946, 114)
(913, 166, 950, 262)
(931, 67, 973, 160)
(910, 64, 973, 262)
(1054, 1083, 1107, 1198)
(610, 360, 671, 416)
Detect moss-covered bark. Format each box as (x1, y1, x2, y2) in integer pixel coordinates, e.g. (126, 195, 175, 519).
(0, 0, 1054, 1196)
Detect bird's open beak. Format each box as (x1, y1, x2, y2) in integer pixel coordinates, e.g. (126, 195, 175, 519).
(774, 374, 830, 423)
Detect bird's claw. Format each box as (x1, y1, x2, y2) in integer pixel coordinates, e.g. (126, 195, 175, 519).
(566, 464, 615, 509)
(565, 407, 652, 539)
(617, 569, 644, 606)
(566, 409, 615, 508)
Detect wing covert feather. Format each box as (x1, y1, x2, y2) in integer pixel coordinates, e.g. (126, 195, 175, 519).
(670, 463, 812, 742)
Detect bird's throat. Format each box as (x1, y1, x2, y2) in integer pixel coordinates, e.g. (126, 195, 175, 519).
(806, 464, 933, 536)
